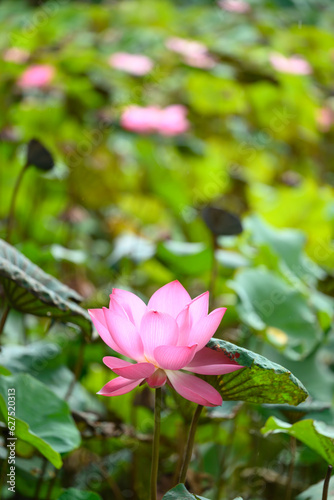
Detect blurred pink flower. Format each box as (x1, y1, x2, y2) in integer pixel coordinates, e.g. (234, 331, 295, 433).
(18, 64, 55, 89)
(120, 105, 189, 135)
(184, 53, 216, 69)
(89, 281, 243, 406)
(218, 0, 251, 13)
(3, 47, 29, 64)
(120, 106, 161, 134)
(109, 52, 153, 76)
(166, 37, 207, 58)
(269, 53, 312, 75)
(166, 37, 216, 69)
(158, 105, 190, 135)
(317, 107, 334, 132)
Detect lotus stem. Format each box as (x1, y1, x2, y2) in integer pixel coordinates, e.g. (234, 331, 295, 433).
(179, 404, 203, 483)
(150, 387, 162, 500)
(214, 419, 237, 500)
(99, 461, 124, 500)
(173, 423, 187, 484)
(45, 468, 58, 500)
(6, 161, 29, 243)
(286, 436, 297, 500)
(34, 457, 48, 499)
(0, 448, 7, 494)
(322, 465, 333, 500)
(0, 304, 11, 345)
(64, 337, 85, 401)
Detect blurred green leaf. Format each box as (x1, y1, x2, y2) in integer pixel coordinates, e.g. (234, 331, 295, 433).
(246, 216, 324, 281)
(0, 342, 106, 415)
(207, 401, 242, 420)
(74, 449, 132, 493)
(262, 417, 334, 463)
(157, 241, 212, 275)
(50, 244, 87, 264)
(57, 489, 102, 500)
(163, 484, 244, 500)
(14, 456, 62, 499)
(229, 268, 321, 359)
(215, 249, 249, 269)
(310, 290, 334, 332)
(162, 483, 209, 499)
(205, 338, 308, 405)
(0, 373, 81, 468)
(109, 232, 156, 265)
(0, 366, 11, 376)
(262, 400, 331, 418)
(186, 73, 246, 115)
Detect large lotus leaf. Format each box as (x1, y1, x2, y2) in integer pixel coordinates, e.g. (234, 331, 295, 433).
(0, 239, 92, 334)
(261, 345, 334, 403)
(0, 342, 106, 415)
(228, 268, 321, 360)
(0, 373, 81, 468)
(0, 342, 62, 374)
(262, 417, 334, 463)
(204, 338, 308, 405)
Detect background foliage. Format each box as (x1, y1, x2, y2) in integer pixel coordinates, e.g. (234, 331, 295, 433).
(0, 0, 333, 498)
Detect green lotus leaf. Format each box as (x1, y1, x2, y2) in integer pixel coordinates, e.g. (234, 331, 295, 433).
(261, 416, 334, 463)
(0, 373, 81, 468)
(0, 239, 91, 334)
(204, 338, 308, 405)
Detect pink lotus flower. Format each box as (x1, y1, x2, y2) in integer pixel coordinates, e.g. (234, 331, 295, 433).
(18, 64, 55, 89)
(109, 52, 153, 76)
(89, 281, 243, 407)
(120, 105, 189, 136)
(269, 53, 312, 75)
(218, 0, 251, 13)
(166, 37, 216, 69)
